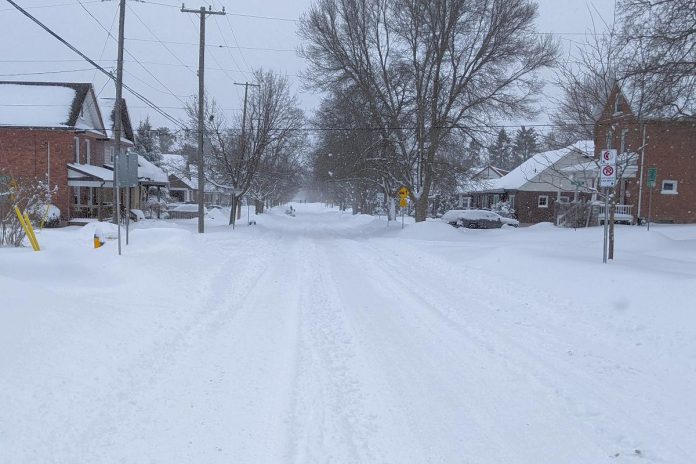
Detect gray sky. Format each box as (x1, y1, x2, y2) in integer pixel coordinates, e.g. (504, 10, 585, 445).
(0, 0, 616, 133)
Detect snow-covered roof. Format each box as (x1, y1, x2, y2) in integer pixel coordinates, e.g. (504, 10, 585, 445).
(471, 165, 509, 181)
(161, 153, 197, 189)
(0, 82, 89, 129)
(98, 97, 134, 144)
(67, 163, 114, 181)
(138, 155, 169, 185)
(471, 140, 594, 192)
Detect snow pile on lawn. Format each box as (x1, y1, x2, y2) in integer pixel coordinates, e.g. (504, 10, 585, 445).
(1, 206, 695, 463)
(397, 219, 464, 241)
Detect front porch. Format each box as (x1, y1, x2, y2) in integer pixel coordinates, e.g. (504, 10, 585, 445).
(67, 163, 115, 222)
(555, 200, 635, 227)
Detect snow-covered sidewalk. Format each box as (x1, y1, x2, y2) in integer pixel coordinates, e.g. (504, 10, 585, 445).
(1, 204, 695, 463)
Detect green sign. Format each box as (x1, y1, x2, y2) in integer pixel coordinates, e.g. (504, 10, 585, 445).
(647, 167, 657, 188)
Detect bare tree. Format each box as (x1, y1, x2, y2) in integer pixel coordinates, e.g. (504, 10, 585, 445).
(188, 70, 306, 225)
(547, 15, 625, 147)
(310, 85, 399, 215)
(620, 0, 696, 118)
(299, 0, 558, 221)
(248, 127, 306, 214)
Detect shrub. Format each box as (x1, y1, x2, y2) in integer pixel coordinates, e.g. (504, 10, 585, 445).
(0, 173, 54, 247)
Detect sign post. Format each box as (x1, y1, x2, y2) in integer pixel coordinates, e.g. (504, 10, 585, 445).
(118, 152, 138, 246)
(647, 167, 657, 231)
(599, 149, 617, 263)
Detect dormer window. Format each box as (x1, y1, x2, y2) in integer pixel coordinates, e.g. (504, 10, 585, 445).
(614, 94, 622, 114)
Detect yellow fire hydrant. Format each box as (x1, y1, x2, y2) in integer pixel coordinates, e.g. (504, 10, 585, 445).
(93, 229, 105, 249)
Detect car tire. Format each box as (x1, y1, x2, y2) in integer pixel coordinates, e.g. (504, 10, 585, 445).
(467, 222, 479, 229)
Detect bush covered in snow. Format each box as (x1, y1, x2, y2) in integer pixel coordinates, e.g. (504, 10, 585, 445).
(0, 173, 54, 247)
(491, 201, 516, 219)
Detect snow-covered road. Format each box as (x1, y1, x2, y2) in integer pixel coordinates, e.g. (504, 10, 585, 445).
(1, 204, 695, 463)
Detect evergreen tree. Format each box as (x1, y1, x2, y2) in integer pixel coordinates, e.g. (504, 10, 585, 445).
(467, 138, 485, 166)
(157, 127, 176, 154)
(512, 126, 539, 165)
(488, 129, 513, 170)
(134, 117, 161, 163)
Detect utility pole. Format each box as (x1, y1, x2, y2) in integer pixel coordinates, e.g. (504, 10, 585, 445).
(181, 4, 226, 234)
(113, 0, 126, 256)
(229, 81, 259, 227)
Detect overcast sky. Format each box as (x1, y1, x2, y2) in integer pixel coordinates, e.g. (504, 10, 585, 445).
(0, 0, 617, 134)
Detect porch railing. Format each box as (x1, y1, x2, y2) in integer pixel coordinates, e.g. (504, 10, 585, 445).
(596, 204, 634, 224)
(70, 204, 113, 221)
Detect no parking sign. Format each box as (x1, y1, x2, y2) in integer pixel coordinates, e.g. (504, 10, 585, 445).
(600, 164, 616, 187)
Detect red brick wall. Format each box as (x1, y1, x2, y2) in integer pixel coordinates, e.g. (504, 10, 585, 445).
(0, 129, 105, 220)
(595, 89, 696, 224)
(516, 191, 564, 224)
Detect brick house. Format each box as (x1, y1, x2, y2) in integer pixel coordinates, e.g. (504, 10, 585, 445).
(0, 81, 136, 222)
(466, 141, 596, 224)
(594, 84, 696, 224)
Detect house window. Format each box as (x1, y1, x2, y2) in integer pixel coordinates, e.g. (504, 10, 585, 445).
(463, 197, 472, 209)
(661, 180, 678, 194)
(74, 137, 80, 163)
(614, 94, 622, 114)
(85, 139, 91, 164)
(109, 147, 115, 163)
(492, 194, 500, 205)
(508, 194, 515, 208)
(559, 196, 570, 203)
(538, 195, 549, 208)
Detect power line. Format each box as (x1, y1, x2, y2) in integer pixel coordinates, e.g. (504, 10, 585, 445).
(4, 0, 184, 128)
(75, 0, 189, 106)
(89, 0, 119, 84)
(126, 2, 197, 76)
(0, 0, 101, 12)
(0, 102, 241, 111)
(0, 67, 96, 77)
(0, 58, 271, 74)
(214, 14, 250, 74)
(125, 36, 296, 52)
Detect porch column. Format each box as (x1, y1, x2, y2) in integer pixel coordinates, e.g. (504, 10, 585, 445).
(97, 188, 103, 221)
(157, 186, 161, 219)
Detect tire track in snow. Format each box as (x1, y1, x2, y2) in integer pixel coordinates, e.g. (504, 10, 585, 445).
(322, 240, 560, 463)
(59, 234, 293, 462)
(288, 239, 383, 464)
(344, 237, 691, 463)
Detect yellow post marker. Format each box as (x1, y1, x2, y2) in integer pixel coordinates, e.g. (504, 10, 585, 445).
(14, 206, 40, 251)
(23, 212, 40, 251)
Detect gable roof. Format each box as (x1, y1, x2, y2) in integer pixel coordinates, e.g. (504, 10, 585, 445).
(609, 81, 695, 121)
(471, 165, 509, 180)
(0, 81, 100, 130)
(98, 97, 134, 144)
(471, 140, 594, 192)
(137, 155, 169, 185)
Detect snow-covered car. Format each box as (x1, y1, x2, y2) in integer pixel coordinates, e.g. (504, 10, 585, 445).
(441, 209, 519, 229)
